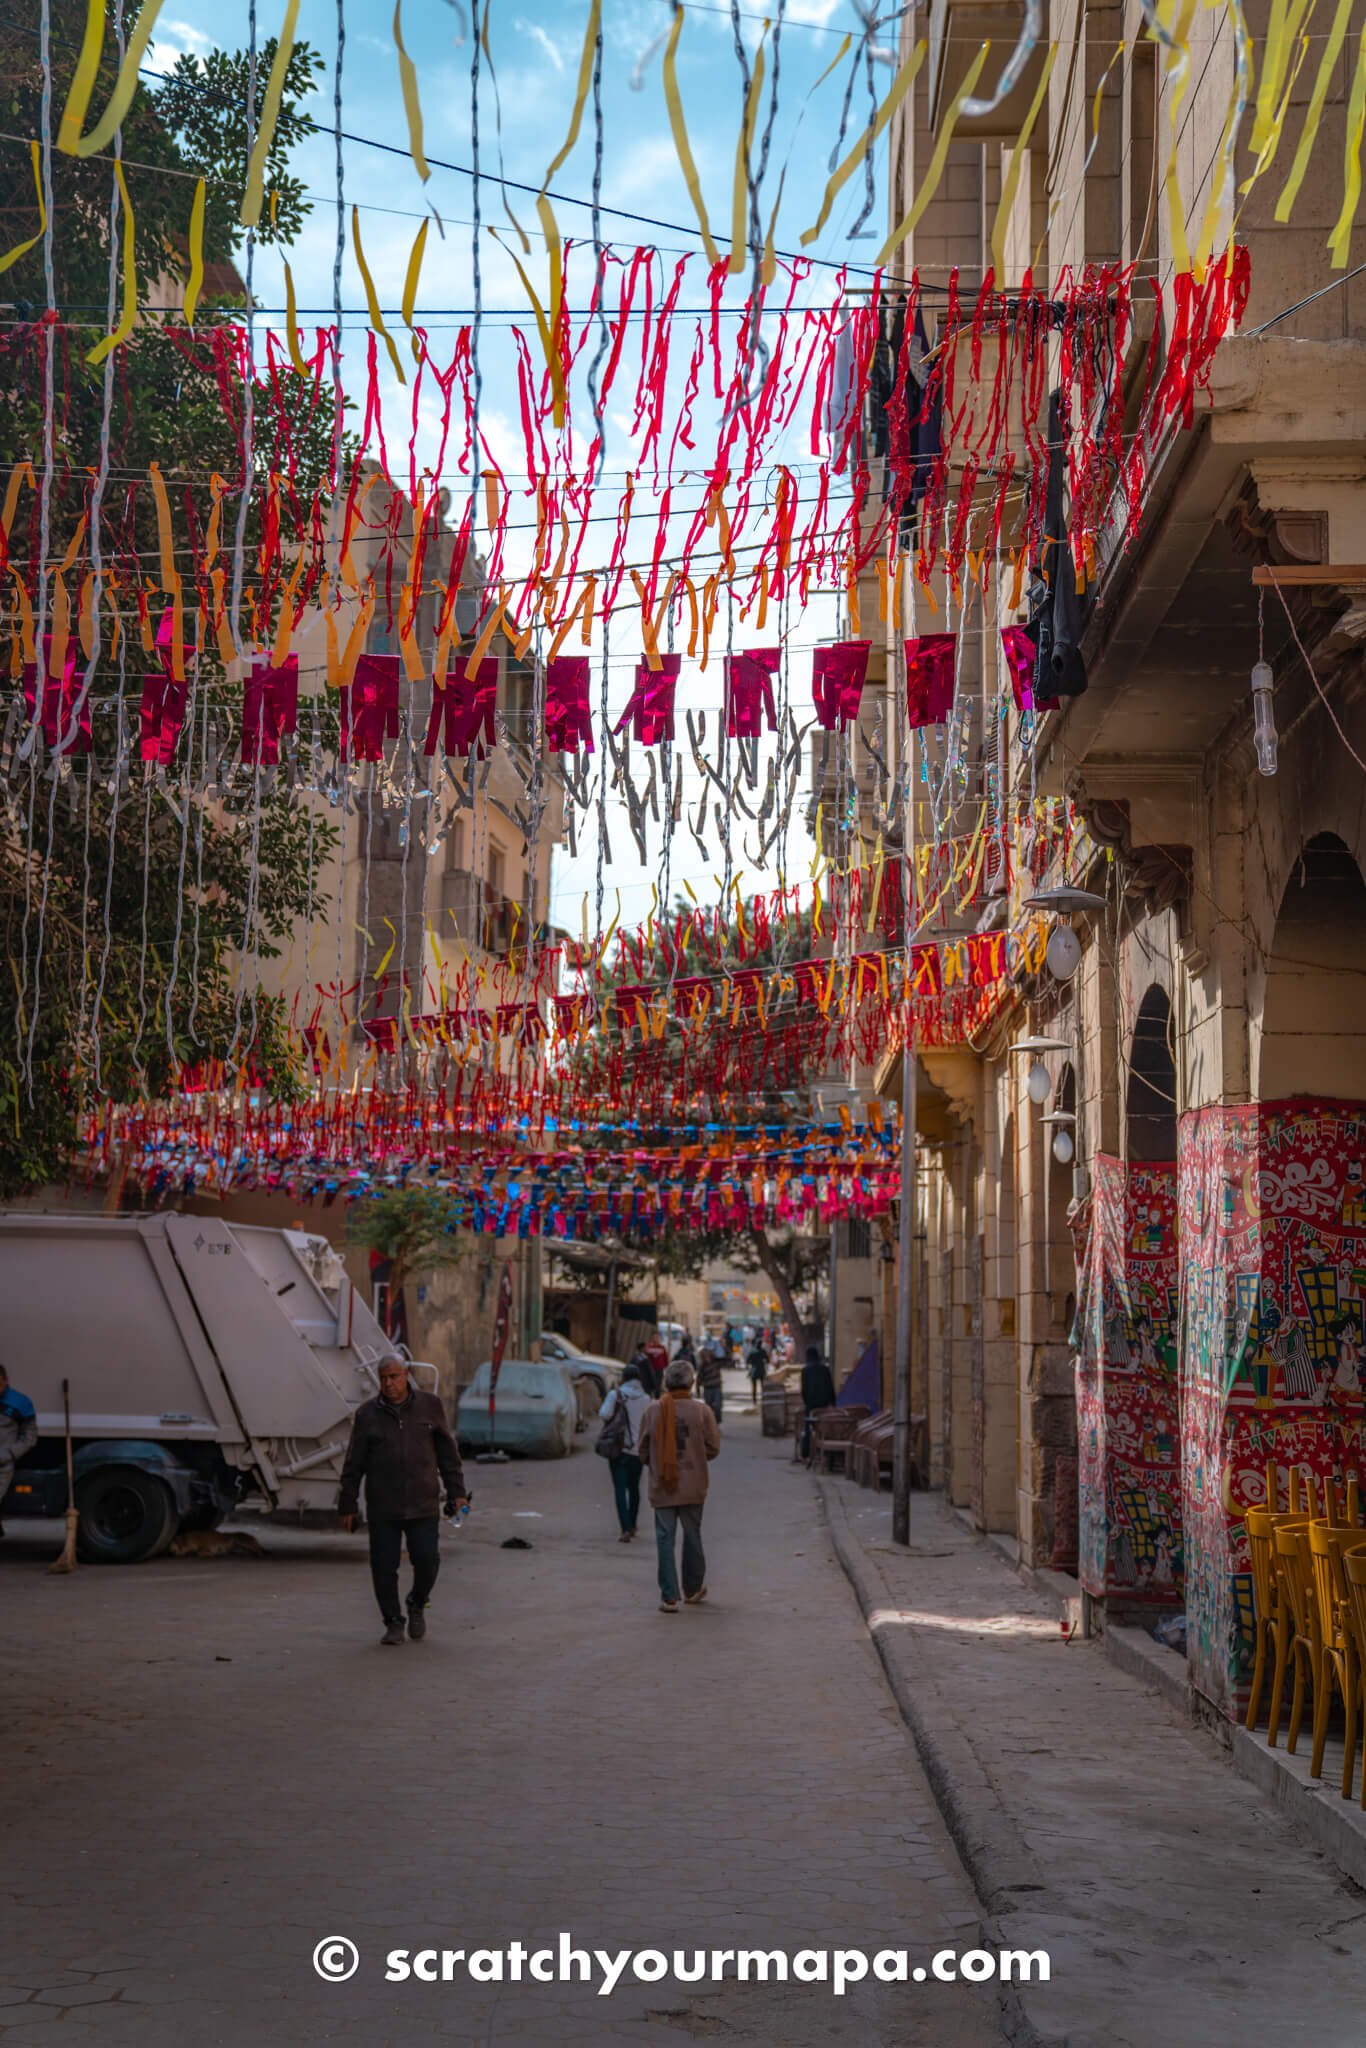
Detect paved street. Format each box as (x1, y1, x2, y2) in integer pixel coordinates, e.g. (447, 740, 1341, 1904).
(1, 1379, 1000, 2048)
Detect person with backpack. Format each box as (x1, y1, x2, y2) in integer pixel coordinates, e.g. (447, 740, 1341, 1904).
(595, 1364, 651, 1541)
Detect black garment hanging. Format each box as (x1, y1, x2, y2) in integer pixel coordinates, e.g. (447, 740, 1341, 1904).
(1023, 389, 1088, 701)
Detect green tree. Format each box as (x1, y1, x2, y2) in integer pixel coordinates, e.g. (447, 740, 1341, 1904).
(350, 1190, 465, 1340)
(0, 6, 340, 1193)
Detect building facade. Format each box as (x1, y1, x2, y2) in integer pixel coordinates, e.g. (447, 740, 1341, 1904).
(868, 0, 1366, 1715)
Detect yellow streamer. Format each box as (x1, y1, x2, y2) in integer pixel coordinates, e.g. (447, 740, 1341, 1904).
(662, 8, 721, 268)
(802, 40, 924, 247)
(1276, 0, 1355, 221)
(393, 0, 429, 182)
(60, 0, 167, 158)
(0, 142, 47, 276)
(87, 162, 136, 366)
(182, 176, 206, 325)
(282, 258, 310, 375)
(878, 44, 991, 268)
(351, 206, 406, 384)
(990, 45, 1057, 284)
(532, 0, 600, 426)
(1328, 24, 1366, 267)
(1159, 0, 1199, 278)
(401, 218, 429, 329)
(1252, 0, 1314, 154)
(241, 0, 300, 229)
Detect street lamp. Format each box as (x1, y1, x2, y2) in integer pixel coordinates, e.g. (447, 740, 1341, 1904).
(1025, 886, 1106, 987)
(1012, 1033, 1070, 1107)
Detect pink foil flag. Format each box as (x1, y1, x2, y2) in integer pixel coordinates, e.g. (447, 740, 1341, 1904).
(812, 640, 871, 731)
(241, 654, 299, 764)
(724, 647, 779, 738)
(424, 657, 498, 759)
(904, 634, 957, 728)
(341, 652, 400, 763)
(140, 673, 188, 764)
(21, 637, 90, 755)
(1000, 625, 1058, 713)
(544, 656, 594, 753)
(615, 654, 681, 746)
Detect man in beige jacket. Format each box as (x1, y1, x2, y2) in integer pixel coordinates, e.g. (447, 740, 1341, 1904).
(636, 1357, 721, 1613)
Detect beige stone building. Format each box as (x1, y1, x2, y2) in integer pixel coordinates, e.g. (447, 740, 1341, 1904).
(863, 0, 1366, 1715)
(214, 468, 567, 1403)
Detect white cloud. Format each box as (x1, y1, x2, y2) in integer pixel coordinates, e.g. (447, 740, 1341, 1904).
(144, 17, 214, 75)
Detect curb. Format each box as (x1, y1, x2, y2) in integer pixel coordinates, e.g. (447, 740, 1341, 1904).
(814, 1475, 1047, 2048)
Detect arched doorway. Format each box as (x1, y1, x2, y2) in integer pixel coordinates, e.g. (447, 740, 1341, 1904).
(1183, 832, 1366, 1713)
(1259, 834, 1366, 1098)
(1128, 984, 1177, 1160)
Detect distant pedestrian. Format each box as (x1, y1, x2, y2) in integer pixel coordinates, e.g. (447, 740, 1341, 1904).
(642, 1332, 669, 1394)
(0, 1363, 37, 1539)
(631, 1343, 659, 1397)
(746, 1335, 768, 1406)
(597, 1364, 651, 1541)
(638, 1358, 720, 1613)
(338, 1359, 469, 1646)
(799, 1343, 838, 1461)
(676, 1333, 697, 1369)
(697, 1336, 724, 1423)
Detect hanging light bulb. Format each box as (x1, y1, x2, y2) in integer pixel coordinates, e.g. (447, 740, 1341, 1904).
(1251, 660, 1278, 777)
(1026, 1060, 1052, 1105)
(1251, 589, 1278, 777)
(1052, 1127, 1075, 1165)
(1045, 923, 1082, 980)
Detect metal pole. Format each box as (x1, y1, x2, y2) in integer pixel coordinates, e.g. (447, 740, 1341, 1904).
(603, 1252, 619, 1355)
(892, 626, 917, 1547)
(827, 1223, 838, 1375)
(892, 1041, 918, 1544)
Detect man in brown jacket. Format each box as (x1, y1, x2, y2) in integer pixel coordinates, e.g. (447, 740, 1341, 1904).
(636, 1357, 721, 1613)
(339, 1359, 469, 1645)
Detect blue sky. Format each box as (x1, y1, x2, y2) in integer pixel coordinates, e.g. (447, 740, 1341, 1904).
(141, 1, 901, 930)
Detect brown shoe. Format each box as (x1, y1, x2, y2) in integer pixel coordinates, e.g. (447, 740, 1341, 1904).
(659, 1599, 679, 1613)
(685, 1586, 708, 1605)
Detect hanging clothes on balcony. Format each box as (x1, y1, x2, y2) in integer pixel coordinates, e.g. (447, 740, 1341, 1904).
(1020, 390, 1089, 702)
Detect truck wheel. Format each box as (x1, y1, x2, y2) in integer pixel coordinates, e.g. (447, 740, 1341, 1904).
(76, 1468, 178, 1564)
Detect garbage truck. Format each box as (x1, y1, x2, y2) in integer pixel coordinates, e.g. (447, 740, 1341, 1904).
(0, 1210, 424, 1562)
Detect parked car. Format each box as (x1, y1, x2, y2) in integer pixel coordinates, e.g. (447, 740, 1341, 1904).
(456, 1361, 577, 1458)
(540, 1332, 622, 1410)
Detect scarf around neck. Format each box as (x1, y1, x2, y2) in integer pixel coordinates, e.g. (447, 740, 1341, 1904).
(657, 1386, 691, 1490)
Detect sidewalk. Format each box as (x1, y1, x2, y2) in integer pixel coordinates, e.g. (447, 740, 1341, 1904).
(816, 1476, 1366, 2047)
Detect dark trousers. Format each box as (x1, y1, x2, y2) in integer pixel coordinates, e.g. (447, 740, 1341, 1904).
(701, 1381, 723, 1423)
(655, 1503, 706, 1603)
(368, 1515, 440, 1625)
(610, 1453, 642, 1534)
